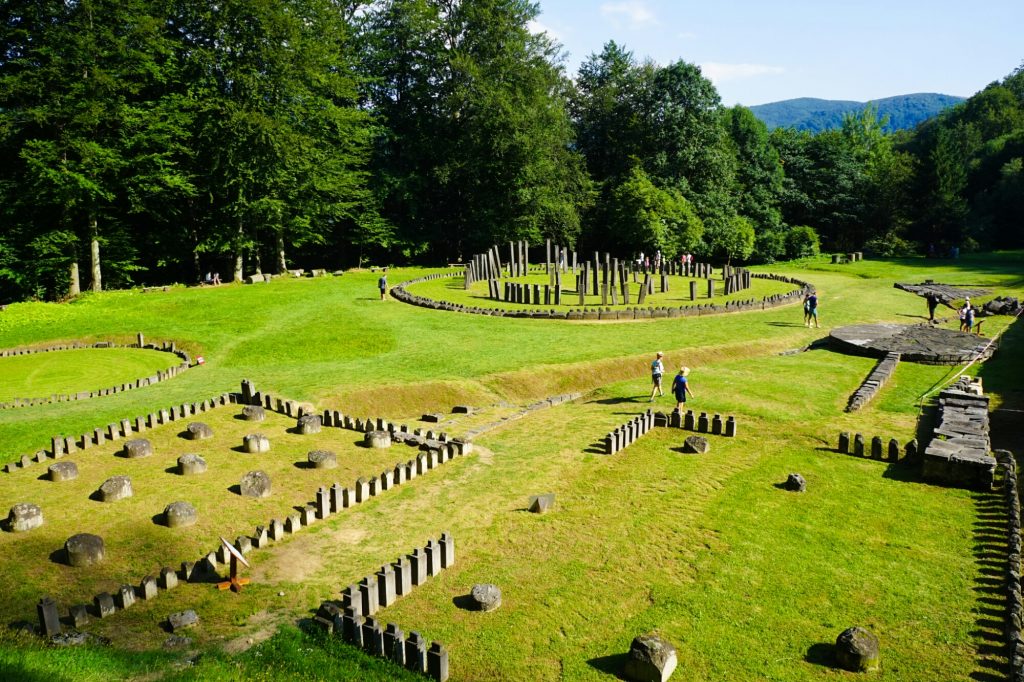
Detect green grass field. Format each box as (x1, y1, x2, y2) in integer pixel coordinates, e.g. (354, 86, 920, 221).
(0, 253, 1021, 680)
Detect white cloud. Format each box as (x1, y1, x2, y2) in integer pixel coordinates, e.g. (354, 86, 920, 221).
(528, 19, 562, 42)
(700, 62, 785, 83)
(600, 1, 656, 27)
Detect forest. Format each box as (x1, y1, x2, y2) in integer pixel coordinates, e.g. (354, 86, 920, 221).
(1, 0, 1022, 302)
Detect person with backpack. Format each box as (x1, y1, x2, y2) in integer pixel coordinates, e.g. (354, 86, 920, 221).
(649, 351, 665, 401)
(960, 298, 975, 333)
(378, 269, 388, 301)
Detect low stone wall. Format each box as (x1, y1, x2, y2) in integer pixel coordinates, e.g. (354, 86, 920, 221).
(390, 271, 812, 322)
(2, 391, 237, 474)
(836, 432, 916, 462)
(0, 339, 192, 409)
(922, 377, 995, 490)
(313, 537, 454, 681)
(845, 352, 901, 412)
(996, 450, 1023, 681)
(602, 408, 737, 455)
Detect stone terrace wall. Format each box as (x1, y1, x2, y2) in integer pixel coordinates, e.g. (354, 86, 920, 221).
(996, 450, 1024, 682)
(389, 271, 812, 322)
(845, 352, 901, 412)
(921, 377, 995, 490)
(0, 338, 192, 409)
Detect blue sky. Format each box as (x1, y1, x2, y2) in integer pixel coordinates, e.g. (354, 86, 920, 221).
(531, 1, 1024, 106)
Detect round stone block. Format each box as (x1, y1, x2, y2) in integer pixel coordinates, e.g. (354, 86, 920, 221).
(186, 422, 213, 440)
(307, 450, 337, 469)
(123, 439, 153, 458)
(682, 435, 710, 454)
(241, 405, 266, 422)
(470, 583, 502, 612)
(297, 414, 322, 435)
(835, 626, 880, 672)
(243, 433, 270, 453)
(99, 475, 133, 502)
(240, 470, 271, 498)
(48, 461, 79, 482)
(164, 501, 198, 528)
(177, 454, 207, 475)
(365, 430, 392, 449)
(623, 633, 678, 682)
(7, 503, 43, 532)
(65, 533, 105, 567)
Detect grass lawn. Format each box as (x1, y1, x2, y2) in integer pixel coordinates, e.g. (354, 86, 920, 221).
(0, 253, 1021, 680)
(0, 348, 183, 404)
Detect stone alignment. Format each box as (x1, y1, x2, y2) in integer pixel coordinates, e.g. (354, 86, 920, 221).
(602, 409, 738, 455)
(313, 536, 455, 681)
(994, 450, 1024, 680)
(921, 376, 995, 489)
(836, 432, 906, 463)
(0, 338, 193, 410)
(845, 352, 901, 412)
(390, 269, 812, 322)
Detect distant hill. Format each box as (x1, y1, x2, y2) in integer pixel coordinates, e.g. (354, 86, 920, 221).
(749, 93, 965, 133)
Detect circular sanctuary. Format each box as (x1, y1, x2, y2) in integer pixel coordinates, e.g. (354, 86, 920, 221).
(394, 240, 812, 320)
(0, 337, 192, 409)
(829, 323, 996, 364)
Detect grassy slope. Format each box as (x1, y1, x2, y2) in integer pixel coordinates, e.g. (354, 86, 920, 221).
(0, 253, 1021, 680)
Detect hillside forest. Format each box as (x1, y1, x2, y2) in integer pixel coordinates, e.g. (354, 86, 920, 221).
(1, 0, 1023, 302)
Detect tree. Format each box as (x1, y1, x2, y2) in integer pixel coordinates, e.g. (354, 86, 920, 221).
(604, 167, 703, 256)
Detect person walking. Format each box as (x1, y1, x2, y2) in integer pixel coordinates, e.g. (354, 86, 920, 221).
(926, 292, 939, 321)
(649, 351, 665, 401)
(961, 298, 975, 333)
(378, 269, 388, 301)
(805, 290, 819, 328)
(671, 367, 694, 411)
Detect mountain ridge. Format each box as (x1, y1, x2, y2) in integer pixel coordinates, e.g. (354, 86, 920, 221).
(749, 93, 965, 132)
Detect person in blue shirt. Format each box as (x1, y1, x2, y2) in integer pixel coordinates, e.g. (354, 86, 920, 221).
(378, 269, 388, 300)
(671, 367, 694, 411)
(649, 351, 665, 401)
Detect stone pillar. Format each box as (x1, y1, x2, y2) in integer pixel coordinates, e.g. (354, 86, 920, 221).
(854, 433, 865, 457)
(37, 597, 61, 637)
(711, 414, 723, 435)
(724, 416, 737, 437)
(839, 432, 851, 453)
(707, 279, 714, 299)
(377, 565, 396, 608)
(428, 642, 450, 681)
(697, 412, 709, 433)
(440, 532, 456, 569)
(425, 539, 442, 576)
(405, 632, 428, 673)
(385, 623, 406, 666)
(888, 438, 900, 462)
(871, 436, 883, 459)
(394, 558, 413, 596)
(409, 548, 427, 585)
(359, 576, 379, 616)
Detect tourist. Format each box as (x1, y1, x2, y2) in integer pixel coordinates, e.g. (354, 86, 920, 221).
(960, 298, 975, 333)
(926, 292, 939, 321)
(212, 272, 221, 285)
(202, 272, 213, 286)
(649, 351, 665, 401)
(805, 290, 819, 328)
(378, 269, 388, 301)
(671, 366, 694, 411)
(803, 293, 812, 326)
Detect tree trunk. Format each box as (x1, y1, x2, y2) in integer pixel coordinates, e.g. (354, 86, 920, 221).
(190, 227, 201, 283)
(253, 248, 262, 275)
(276, 233, 286, 274)
(68, 261, 80, 297)
(233, 218, 244, 282)
(89, 215, 101, 292)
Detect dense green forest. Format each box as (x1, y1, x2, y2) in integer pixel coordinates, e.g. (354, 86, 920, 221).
(750, 94, 965, 133)
(1, 0, 1022, 302)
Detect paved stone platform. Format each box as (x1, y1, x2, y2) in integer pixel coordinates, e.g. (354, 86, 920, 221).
(894, 282, 990, 302)
(830, 323, 994, 364)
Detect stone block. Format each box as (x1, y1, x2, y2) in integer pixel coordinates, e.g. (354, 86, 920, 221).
(94, 593, 115, 618)
(697, 412, 709, 433)
(37, 597, 61, 637)
(297, 414, 322, 435)
(116, 584, 136, 610)
(428, 642, 450, 681)
(186, 422, 213, 440)
(888, 438, 900, 462)
(724, 415, 736, 437)
(426, 539, 441, 576)
(243, 434, 270, 454)
(683, 410, 696, 430)
(783, 473, 806, 492)
(394, 558, 413, 596)
(470, 583, 501, 612)
(360, 576, 379, 616)
(385, 623, 406, 666)
(365, 431, 392, 449)
(123, 439, 153, 458)
(342, 610, 364, 647)
(711, 414, 723, 435)
(623, 633, 677, 682)
(682, 436, 710, 454)
(440, 532, 455, 569)
(269, 519, 285, 541)
(308, 450, 337, 469)
(139, 575, 159, 600)
(8, 502, 44, 532)
(241, 405, 265, 421)
(168, 610, 199, 632)
(164, 501, 198, 528)
(409, 548, 427, 585)
(240, 470, 271, 498)
(838, 432, 851, 453)
(362, 617, 385, 656)
(871, 436, 883, 459)
(66, 533, 104, 567)
(405, 632, 428, 673)
(178, 454, 206, 475)
(69, 604, 90, 628)
(835, 626, 880, 672)
(377, 565, 396, 607)
(528, 494, 555, 514)
(159, 567, 178, 590)
(853, 433, 865, 457)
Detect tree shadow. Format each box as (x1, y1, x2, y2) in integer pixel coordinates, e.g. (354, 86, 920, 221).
(586, 653, 628, 677)
(588, 396, 644, 405)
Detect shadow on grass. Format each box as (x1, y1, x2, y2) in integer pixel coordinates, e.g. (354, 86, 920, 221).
(804, 642, 835, 668)
(451, 594, 477, 611)
(586, 652, 628, 677)
(588, 396, 645, 405)
(47, 548, 67, 566)
(765, 321, 805, 327)
(969, 491, 1010, 679)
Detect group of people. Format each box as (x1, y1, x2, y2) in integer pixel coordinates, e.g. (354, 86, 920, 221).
(803, 291, 819, 328)
(201, 272, 221, 286)
(925, 292, 978, 333)
(649, 351, 695, 410)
